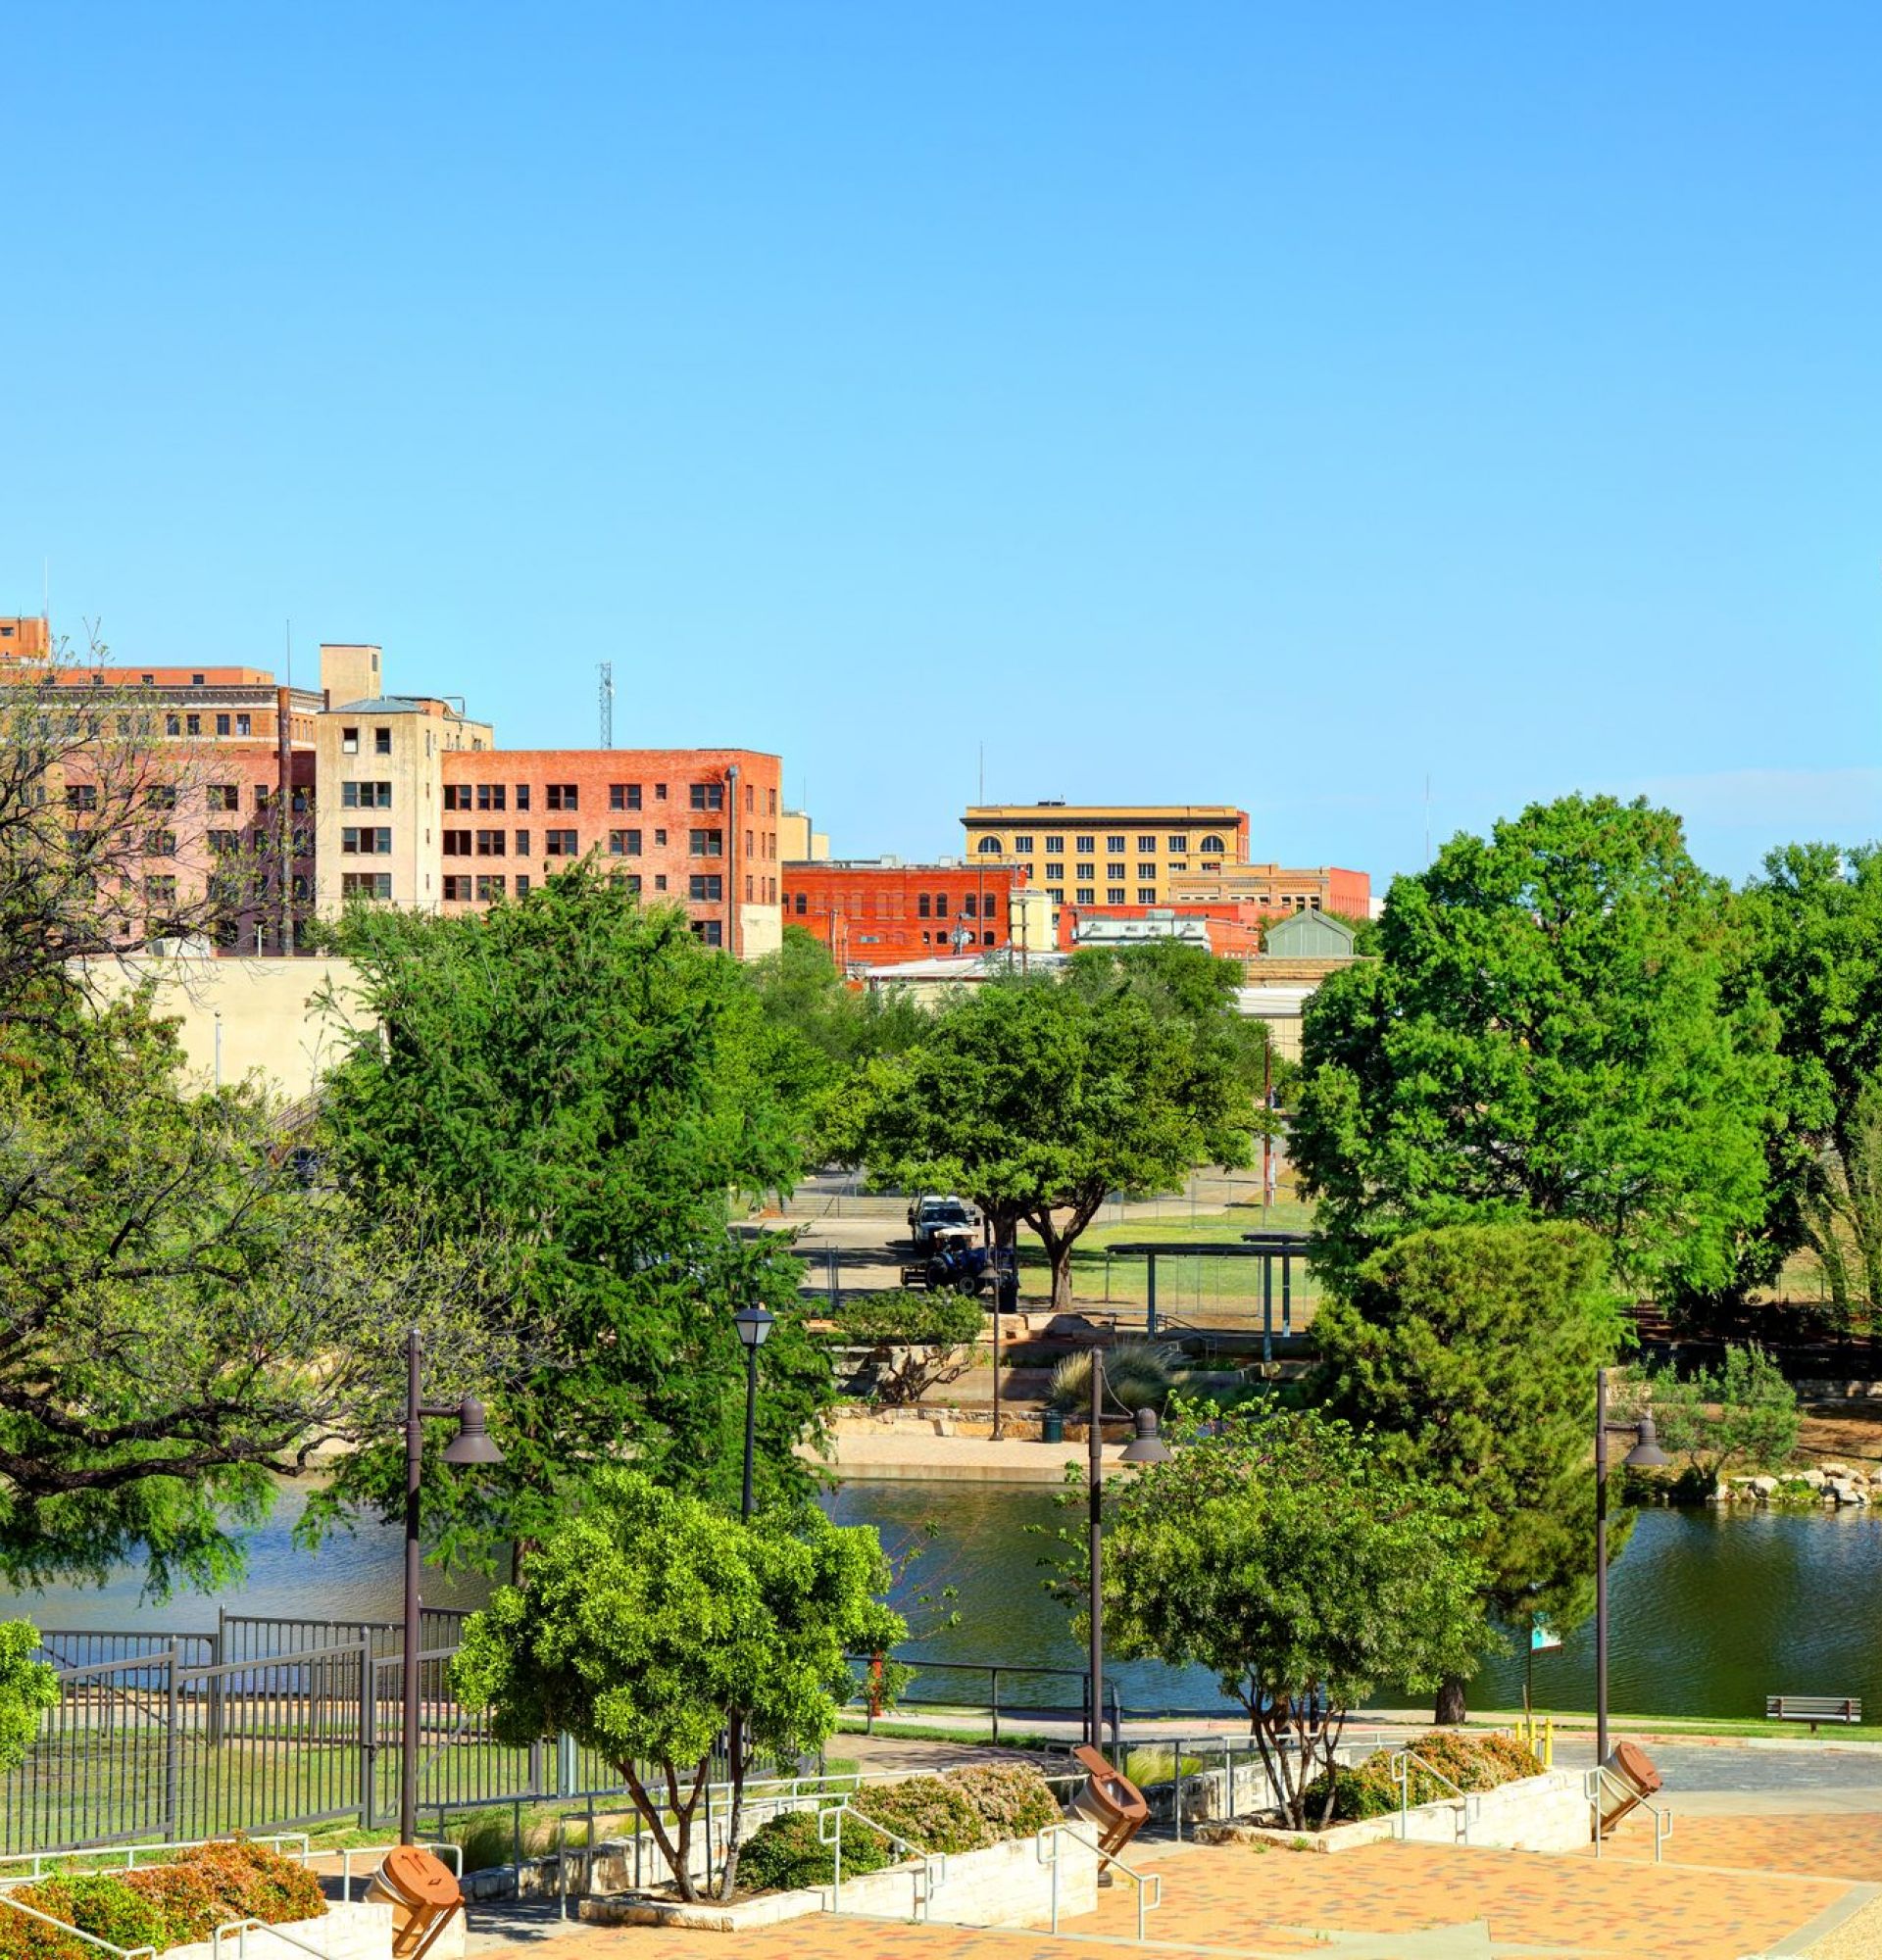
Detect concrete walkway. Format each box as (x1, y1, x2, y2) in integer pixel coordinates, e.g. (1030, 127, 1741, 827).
(809, 1427, 1131, 1483)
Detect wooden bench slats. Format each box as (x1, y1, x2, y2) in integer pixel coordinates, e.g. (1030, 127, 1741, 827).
(1766, 1694, 1861, 1732)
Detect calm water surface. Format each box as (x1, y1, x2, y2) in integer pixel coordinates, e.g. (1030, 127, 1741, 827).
(6, 1479, 1878, 1720)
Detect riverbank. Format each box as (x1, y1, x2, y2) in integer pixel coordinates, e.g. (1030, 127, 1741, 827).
(805, 1425, 1133, 1483)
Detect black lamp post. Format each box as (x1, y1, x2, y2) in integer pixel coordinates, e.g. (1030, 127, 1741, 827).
(401, 1327, 503, 1846)
(734, 1304, 774, 1521)
(1594, 1365, 1668, 1762)
(1086, 1352, 1170, 1753)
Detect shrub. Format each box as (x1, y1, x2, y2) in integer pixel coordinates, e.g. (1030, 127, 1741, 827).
(1301, 1731, 1544, 1824)
(736, 1808, 891, 1891)
(180, 1840, 326, 1927)
(1049, 1343, 1176, 1413)
(9, 1879, 163, 1960)
(0, 1892, 91, 1960)
(947, 1764, 1062, 1841)
(830, 1291, 984, 1348)
(121, 1867, 226, 1947)
(854, 1774, 990, 1855)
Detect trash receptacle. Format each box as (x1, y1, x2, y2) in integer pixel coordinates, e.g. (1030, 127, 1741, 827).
(1042, 1409, 1065, 1444)
(1596, 1740, 1662, 1833)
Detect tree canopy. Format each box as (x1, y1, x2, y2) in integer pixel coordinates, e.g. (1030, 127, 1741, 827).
(311, 871, 835, 1571)
(451, 1469, 904, 1900)
(1092, 1405, 1486, 1828)
(0, 1621, 58, 1773)
(1313, 1221, 1625, 1715)
(1292, 795, 1778, 1305)
(828, 977, 1256, 1309)
(1640, 1344, 1800, 1487)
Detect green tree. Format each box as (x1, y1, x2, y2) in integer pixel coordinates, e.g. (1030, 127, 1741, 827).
(1292, 795, 1777, 1306)
(1313, 1222, 1625, 1721)
(1640, 1345, 1800, 1487)
(829, 980, 1256, 1310)
(312, 871, 835, 1573)
(0, 1621, 58, 1773)
(450, 1470, 904, 1900)
(1088, 1406, 1486, 1828)
(1065, 938, 1271, 1099)
(1741, 845, 1882, 1320)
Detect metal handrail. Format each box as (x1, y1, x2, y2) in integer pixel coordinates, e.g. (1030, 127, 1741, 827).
(1586, 1762, 1671, 1865)
(212, 1917, 350, 1960)
(0, 1836, 314, 1885)
(1036, 1820, 1161, 1941)
(1388, 1749, 1479, 1844)
(817, 1801, 947, 1921)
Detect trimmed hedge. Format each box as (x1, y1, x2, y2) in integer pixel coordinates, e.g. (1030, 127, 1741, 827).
(2, 1839, 327, 1960)
(738, 1761, 1064, 1893)
(1302, 1730, 1544, 1824)
(828, 1291, 984, 1348)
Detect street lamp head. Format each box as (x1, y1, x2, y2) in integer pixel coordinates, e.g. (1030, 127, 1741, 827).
(1622, 1412, 1670, 1470)
(1119, 1406, 1171, 1465)
(440, 1396, 504, 1466)
(734, 1303, 775, 1351)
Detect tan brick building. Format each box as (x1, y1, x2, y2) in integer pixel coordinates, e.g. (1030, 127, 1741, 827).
(961, 802, 1251, 908)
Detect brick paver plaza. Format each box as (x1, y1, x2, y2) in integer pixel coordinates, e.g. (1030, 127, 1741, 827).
(476, 1799, 1882, 1960)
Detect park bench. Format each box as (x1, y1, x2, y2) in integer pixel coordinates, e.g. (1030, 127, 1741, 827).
(1766, 1694, 1861, 1734)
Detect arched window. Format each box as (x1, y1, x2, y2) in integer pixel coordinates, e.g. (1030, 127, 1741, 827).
(977, 836, 1004, 855)
(1199, 834, 1227, 855)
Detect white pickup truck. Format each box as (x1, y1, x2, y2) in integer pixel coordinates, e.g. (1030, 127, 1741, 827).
(907, 1194, 980, 1250)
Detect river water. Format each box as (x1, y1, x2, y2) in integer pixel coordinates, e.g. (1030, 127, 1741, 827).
(6, 1479, 1878, 1720)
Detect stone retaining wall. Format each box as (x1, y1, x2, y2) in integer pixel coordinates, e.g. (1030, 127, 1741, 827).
(166, 1902, 393, 1960)
(1193, 1769, 1588, 1856)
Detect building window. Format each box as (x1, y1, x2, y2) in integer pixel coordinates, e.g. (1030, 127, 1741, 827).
(185, 714, 201, 736)
(476, 829, 506, 857)
(443, 875, 473, 903)
(1047, 887, 1065, 904)
(933, 893, 950, 917)
(1199, 834, 1226, 855)
(1108, 887, 1127, 905)
(344, 827, 393, 855)
(1107, 834, 1126, 853)
(236, 713, 251, 736)
(1045, 835, 1064, 855)
(545, 829, 579, 857)
(341, 873, 392, 900)
(653, 827, 667, 847)
(208, 830, 242, 856)
(342, 726, 359, 755)
(547, 784, 578, 810)
(976, 836, 1004, 856)
(443, 785, 470, 810)
(145, 828, 177, 856)
(476, 875, 505, 901)
(689, 782, 724, 810)
(1075, 834, 1095, 853)
(1138, 887, 1157, 904)
(1075, 861, 1095, 879)
(477, 783, 506, 811)
(515, 784, 531, 810)
(374, 728, 392, 755)
(515, 875, 531, 897)
(1138, 861, 1156, 880)
(690, 873, 723, 901)
(617, 873, 641, 894)
(64, 784, 97, 811)
(654, 782, 668, 801)
(1168, 834, 1188, 853)
(688, 828, 723, 857)
(609, 828, 641, 856)
(442, 830, 470, 856)
(1014, 834, 1033, 852)
(215, 713, 230, 736)
(1076, 887, 1096, 905)
(962, 894, 977, 918)
(514, 828, 530, 856)
(745, 874, 754, 902)
(653, 873, 668, 892)
(208, 784, 240, 811)
(345, 781, 393, 808)
(1107, 861, 1125, 880)
(164, 713, 180, 736)
(149, 785, 178, 811)
(692, 919, 723, 947)
(611, 783, 641, 810)
(918, 894, 931, 918)
(146, 874, 177, 907)
(1137, 835, 1157, 854)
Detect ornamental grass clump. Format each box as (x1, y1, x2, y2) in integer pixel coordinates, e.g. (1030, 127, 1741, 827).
(1049, 1343, 1176, 1414)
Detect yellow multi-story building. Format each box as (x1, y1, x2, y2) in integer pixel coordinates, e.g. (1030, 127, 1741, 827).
(961, 802, 1250, 907)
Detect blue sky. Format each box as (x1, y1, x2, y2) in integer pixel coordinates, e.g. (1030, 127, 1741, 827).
(5, 3, 1878, 886)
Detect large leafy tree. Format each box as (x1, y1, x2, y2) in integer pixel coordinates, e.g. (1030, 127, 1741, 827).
(313, 871, 835, 1571)
(1065, 938, 1270, 1097)
(829, 979, 1256, 1310)
(1314, 1222, 1625, 1721)
(1740, 844, 1882, 1321)
(1292, 795, 1778, 1306)
(451, 1470, 904, 1900)
(1089, 1406, 1486, 1828)
(0, 1621, 57, 1772)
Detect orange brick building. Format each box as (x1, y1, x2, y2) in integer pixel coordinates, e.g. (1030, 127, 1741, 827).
(1166, 861, 1370, 919)
(783, 861, 1033, 968)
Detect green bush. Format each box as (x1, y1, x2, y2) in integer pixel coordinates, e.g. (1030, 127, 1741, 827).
(830, 1291, 984, 1348)
(117, 1868, 226, 1947)
(1049, 1343, 1176, 1413)
(946, 1764, 1062, 1841)
(854, 1774, 991, 1855)
(181, 1840, 326, 1927)
(736, 1808, 891, 1891)
(1301, 1731, 1544, 1824)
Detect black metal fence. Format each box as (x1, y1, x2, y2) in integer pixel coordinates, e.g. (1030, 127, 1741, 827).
(4, 1613, 637, 1856)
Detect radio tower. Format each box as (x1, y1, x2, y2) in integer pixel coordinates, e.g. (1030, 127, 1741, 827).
(598, 661, 614, 748)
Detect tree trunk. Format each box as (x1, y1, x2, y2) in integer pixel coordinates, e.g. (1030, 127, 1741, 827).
(1049, 1237, 1074, 1313)
(718, 1716, 747, 1899)
(1434, 1675, 1467, 1726)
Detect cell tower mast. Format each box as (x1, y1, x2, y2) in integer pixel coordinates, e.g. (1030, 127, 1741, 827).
(598, 661, 614, 748)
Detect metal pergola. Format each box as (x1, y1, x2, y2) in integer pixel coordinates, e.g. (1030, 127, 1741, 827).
(1103, 1229, 1311, 1359)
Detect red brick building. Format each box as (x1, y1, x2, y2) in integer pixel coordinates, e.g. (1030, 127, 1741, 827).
(435, 747, 783, 955)
(783, 861, 1030, 967)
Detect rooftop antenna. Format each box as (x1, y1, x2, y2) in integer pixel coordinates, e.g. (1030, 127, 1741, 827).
(598, 661, 614, 749)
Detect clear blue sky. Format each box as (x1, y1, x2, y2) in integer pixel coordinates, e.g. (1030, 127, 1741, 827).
(5, 3, 1878, 886)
